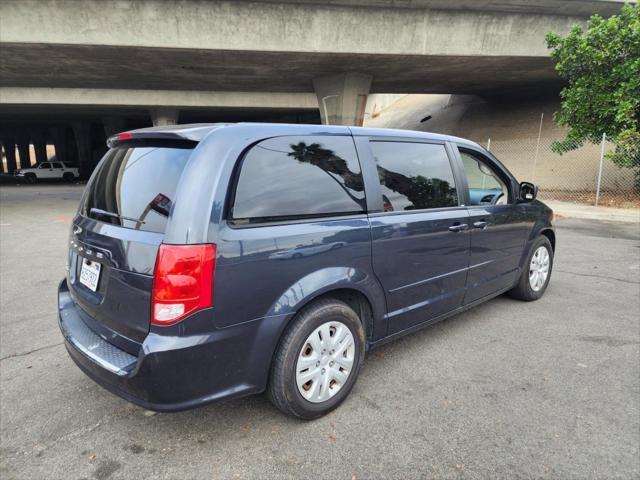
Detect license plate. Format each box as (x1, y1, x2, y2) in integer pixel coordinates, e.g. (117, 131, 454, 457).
(79, 258, 101, 292)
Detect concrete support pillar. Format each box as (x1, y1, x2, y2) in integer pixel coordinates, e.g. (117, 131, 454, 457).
(2, 137, 17, 173)
(102, 117, 126, 138)
(0, 142, 5, 174)
(32, 130, 48, 165)
(72, 121, 92, 180)
(16, 132, 32, 169)
(313, 73, 372, 126)
(49, 126, 68, 164)
(149, 108, 179, 126)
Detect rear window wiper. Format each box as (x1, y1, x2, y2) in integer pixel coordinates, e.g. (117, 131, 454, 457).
(89, 208, 145, 225)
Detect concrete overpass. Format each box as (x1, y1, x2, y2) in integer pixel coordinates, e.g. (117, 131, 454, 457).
(0, 0, 628, 176)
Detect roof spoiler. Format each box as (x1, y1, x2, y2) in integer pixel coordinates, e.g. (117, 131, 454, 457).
(105, 125, 220, 148)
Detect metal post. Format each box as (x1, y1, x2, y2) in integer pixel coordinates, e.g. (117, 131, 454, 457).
(595, 133, 606, 206)
(532, 113, 544, 182)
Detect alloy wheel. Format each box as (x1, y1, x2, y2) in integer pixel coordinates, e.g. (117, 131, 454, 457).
(529, 246, 550, 292)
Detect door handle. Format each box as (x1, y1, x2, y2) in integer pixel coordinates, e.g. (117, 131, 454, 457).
(448, 223, 469, 232)
(473, 221, 489, 229)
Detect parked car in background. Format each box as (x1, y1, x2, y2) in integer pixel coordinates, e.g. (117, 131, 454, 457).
(16, 161, 79, 183)
(58, 123, 555, 420)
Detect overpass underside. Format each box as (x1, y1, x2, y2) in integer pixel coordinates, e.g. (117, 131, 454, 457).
(1, 43, 562, 95)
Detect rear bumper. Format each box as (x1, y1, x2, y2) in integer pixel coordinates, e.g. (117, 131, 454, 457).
(58, 278, 270, 412)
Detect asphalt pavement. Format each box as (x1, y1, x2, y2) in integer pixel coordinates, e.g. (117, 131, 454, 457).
(1, 184, 639, 479)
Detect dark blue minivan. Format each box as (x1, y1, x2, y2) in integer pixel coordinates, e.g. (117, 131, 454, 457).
(58, 123, 554, 419)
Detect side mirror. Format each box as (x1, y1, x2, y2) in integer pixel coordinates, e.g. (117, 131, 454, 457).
(519, 182, 538, 202)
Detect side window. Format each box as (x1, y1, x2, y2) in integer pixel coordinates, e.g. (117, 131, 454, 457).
(369, 141, 458, 211)
(231, 136, 365, 223)
(52, 162, 63, 169)
(40, 162, 51, 169)
(459, 150, 509, 205)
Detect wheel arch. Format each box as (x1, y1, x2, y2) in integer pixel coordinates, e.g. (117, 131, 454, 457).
(519, 223, 555, 271)
(274, 286, 380, 347)
(265, 267, 386, 341)
(540, 228, 555, 252)
(301, 288, 375, 344)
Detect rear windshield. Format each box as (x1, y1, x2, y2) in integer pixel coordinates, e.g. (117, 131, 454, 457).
(83, 146, 193, 233)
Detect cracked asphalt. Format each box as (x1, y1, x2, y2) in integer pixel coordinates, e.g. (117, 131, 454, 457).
(1, 184, 639, 480)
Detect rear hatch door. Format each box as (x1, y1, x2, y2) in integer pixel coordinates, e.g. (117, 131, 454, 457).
(67, 142, 194, 347)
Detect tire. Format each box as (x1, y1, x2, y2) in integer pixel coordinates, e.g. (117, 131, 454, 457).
(508, 235, 553, 301)
(62, 172, 75, 182)
(267, 298, 366, 420)
(24, 173, 37, 184)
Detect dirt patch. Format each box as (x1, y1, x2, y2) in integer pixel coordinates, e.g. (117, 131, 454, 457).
(540, 190, 640, 209)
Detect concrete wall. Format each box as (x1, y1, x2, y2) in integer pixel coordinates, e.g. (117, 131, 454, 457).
(364, 94, 635, 193)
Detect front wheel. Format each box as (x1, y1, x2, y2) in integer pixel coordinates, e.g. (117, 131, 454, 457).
(508, 235, 553, 301)
(267, 299, 365, 420)
(24, 173, 37, 184)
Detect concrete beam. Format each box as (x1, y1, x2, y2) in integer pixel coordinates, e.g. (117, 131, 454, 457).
(250, 0, 628, 16)
(0, 0, 603, 58)
(0, 88, 318, 110)
(314, 73, 372, 126)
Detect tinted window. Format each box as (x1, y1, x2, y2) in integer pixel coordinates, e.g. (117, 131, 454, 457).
(52, 162, 63, 168)
(232, 136, 365, 222)
(459, 150, 509, 205)
(84, 146, 192, 233)
(41, 162, 51, 169)
(370, 141, 457, 211)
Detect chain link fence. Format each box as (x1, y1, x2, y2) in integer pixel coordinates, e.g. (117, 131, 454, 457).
(486, 132, 639, 209)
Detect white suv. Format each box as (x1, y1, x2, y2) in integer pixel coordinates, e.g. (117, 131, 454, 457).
(16, 161, 80, 183)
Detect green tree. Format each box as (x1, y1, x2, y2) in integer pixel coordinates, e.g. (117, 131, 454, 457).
(546, 3, 640, 184)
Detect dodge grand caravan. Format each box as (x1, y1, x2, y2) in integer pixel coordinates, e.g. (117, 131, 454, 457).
(58, 123, 554, 419)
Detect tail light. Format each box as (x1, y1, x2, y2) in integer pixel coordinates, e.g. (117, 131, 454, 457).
(151, 244, 216, 325)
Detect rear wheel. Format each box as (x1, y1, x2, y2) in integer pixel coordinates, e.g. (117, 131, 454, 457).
(508, 235, 553, 301)
(24, 173, 37, 184)
(62, 172, 75, 182)
(267, 298, 365, 420)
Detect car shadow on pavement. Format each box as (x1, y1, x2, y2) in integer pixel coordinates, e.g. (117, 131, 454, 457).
(97, 293, 524, 432)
